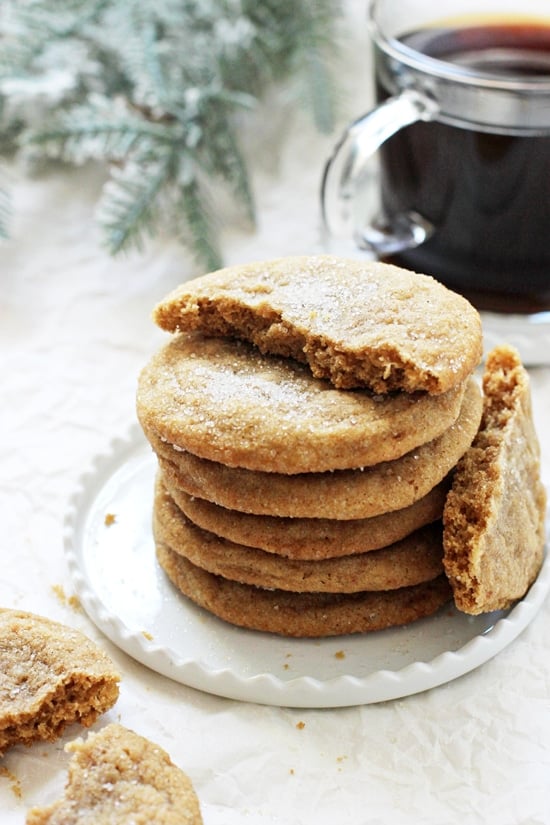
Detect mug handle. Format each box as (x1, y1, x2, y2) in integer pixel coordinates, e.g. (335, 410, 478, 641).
(321, 89, 440, 255)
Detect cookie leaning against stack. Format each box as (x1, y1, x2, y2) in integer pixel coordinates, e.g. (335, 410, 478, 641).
(443, 345, 546, 614)
(137, 255, 541, 637)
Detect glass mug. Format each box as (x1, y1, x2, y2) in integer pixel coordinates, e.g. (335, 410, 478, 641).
(321, 0, 550, 312)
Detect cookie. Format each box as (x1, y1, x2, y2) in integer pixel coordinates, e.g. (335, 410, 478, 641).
(152, 377, 482, 519)
(153, 479, 444, 592)
(0, 609, 119, 757)
(137, 333, 468, 474)
(156, 542, 452, 637)
(26, 723, 202, 825)
(163, 476, 448, 560)
(443, 346, 546, 614)
(153, 255, 482, 394)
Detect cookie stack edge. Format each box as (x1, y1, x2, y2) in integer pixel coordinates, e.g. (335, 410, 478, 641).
(136, 255, 545, 636)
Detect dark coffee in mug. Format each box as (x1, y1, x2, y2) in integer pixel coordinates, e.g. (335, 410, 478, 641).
(377, 22, 550, 311)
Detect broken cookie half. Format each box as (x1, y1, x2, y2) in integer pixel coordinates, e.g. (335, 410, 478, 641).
(0, 609, 119, 757)
(153, 254, 482, 395)
(26, 723, 203, 825)
(443, 345, 547, 614)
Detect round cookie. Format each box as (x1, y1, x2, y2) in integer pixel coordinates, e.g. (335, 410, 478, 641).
(156, 542, 453, 637)
(152, 377, 482, 519)
(137, 333, 468, 474)
(163, 476, 448, 560)
(153, 479, 444, 592)
(153, 254, 482, 395)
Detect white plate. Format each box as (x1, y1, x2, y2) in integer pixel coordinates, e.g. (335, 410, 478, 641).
(64, 428, 550, 708)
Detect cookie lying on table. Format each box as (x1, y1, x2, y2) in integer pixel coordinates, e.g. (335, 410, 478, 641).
(153, 254, 482, 394)
(443, 345, 546, 614)
(0, 609, 119, 756)
(26, 724, 203, 825)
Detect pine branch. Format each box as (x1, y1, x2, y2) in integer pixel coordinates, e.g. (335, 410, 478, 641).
(97, 152, 176, 254)
(177, 177, 223, 272)
(26, 102, 183, 163)
(0, 183, 10, 240)
(289, 0, 342, 134)
(0, 0, 342, 268)
(191, 96, 255, 226)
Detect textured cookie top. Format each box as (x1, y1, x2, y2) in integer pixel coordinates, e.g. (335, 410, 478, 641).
(26, 723, 202, 825)
(150, 375, 481, 515)
(0, 609, 119, 757)
(153, 255, 482, 394)
(443, 346, 546, 615)
(137, 332, 467, 474)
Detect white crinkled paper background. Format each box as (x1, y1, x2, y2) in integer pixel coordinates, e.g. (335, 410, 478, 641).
(1, 2, 550, 823)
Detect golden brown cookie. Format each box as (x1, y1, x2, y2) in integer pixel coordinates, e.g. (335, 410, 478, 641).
(153, 255, 482, 394)
(156, 542, 452, 637)
(137, 333, 468, 474)
(152, 377, 482, 519)
(443, 346, 546, 614)
(163, 476, 448, 560)
(26, 723, 202, 825)
(0, 609, 119, 757)
(153, 478, 444, 592)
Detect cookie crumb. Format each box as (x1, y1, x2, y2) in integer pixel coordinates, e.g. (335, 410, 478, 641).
(51, 585, 80, 612)
(0, 766, 22, 799)
(104, 513, 116, 527)
(334, 650, 346, 660)
(295, 721, 305, 730)
(67, 595, 81, 611)
(51, 584, 67, 605)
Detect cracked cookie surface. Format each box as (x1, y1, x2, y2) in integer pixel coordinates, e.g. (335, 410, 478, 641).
(153, 255, 482, 394)
(0, 609, 119, 757)
(443, 346, 546, 614)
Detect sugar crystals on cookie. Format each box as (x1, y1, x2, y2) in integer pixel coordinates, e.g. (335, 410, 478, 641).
(138, 255, 545, 636)
(0, 609, 119, 757)
(153, 254, 483, 395)
(26, 724, 203, 825)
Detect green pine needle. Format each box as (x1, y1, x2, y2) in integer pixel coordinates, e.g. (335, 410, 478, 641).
(0, 0, 341, 266)
(98, 153, 176, 254)
(0, 186, 10, 240)
(178, 179, 223, 272)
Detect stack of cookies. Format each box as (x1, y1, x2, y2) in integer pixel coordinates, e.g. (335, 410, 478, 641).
(136, 255, 545, 637)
